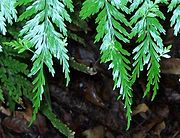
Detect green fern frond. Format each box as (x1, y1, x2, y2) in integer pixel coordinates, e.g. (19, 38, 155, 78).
(130, 1, 169, 100)
(17, 0, 73, 123)
(0, 55, 32, 104)
(41, 104, 75, 138)
(3, 38, 32, 53)
(0, 0, 17, 35)
(168, 0, 180, 36)
(81, 0, 132, 129)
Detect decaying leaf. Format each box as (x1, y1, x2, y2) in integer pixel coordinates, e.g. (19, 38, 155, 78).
(79, 79, 105, 107)
(160, 58, 180, 75)
(153, 121, 166, 138)
(0, 106, 11, 116)
(14, 105, 32, 122)
(82, 125, 105, 138)
(2, 117, 32, 134)
(132, 103, 149, 116)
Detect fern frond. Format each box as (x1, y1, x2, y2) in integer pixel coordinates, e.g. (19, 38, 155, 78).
(130, 1, 169, 100)
(81, 0, 132, 129)
(168, 0, 180, 36)
(18, 0, 73, 123)
(0, 0, 17, 35)
(3, 38, 32, 53)
(0, 55, 32, 104)
(41, 104, 75, 138)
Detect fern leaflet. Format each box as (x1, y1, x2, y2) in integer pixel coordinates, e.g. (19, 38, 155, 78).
(80, 0, 133, 129)
(41, 104, 75, 138)
(168, 0, 180, 36)
(130, 0, 169, 100)
(0, 0, 17, 35)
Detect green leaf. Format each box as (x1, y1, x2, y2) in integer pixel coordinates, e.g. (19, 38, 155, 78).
(3, 39, 32, 53)
(129, 0, 144, 12)
(0, 0, 17, 35)
(19, 0, 73, 130)
(81, 0, 132, 129)
(168, 0, 180, 11)
(0, 54, 32, 104)
(80, 0, 105, 19)
(168, 1, 180, 35)
(41, 104, 75, 138)
(131, 0, 168, 101)
(62, 0, 74, 12)
(15, 0, 33, 6)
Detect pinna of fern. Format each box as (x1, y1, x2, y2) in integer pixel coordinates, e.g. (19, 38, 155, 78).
(168, 0, 180, 36)
(0, 0, 17, 35)
(80, 0, 133, 129)
(0, 0, 17, 51)
(0, 53, 32, 111)
(130, 0, 171, 100)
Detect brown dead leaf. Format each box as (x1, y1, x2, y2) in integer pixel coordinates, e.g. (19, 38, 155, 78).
(133, 130, 146, 138)
(79, 79, 105, 107)
(153, 121, 166, 138)
(82, 125, 105, 138)
(164, 28, 174, 45)
(133, 117, 161, 138)
(132, 103, 149, 116)
(133, 105, 169, 138)
(2, 117, 32, 134)
(160, 58, 180, 75)
(0, 106, 11, 116)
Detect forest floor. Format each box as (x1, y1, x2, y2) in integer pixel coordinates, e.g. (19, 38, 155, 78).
(0, 31, 180, 138)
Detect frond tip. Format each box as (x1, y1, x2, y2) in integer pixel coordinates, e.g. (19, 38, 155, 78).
(168, 1, 180, 36)
(0, 0, 17, 35)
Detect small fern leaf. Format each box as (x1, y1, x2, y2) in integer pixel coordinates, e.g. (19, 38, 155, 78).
(0, 0, 17, 35)
(80, 0, 105, 19)
(3, 39, 32, 53)
(41, 104, 75, 138)
(168, 1, 180, 35)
